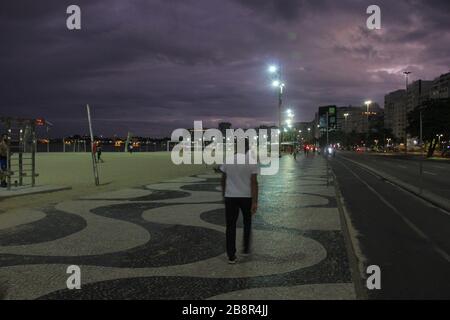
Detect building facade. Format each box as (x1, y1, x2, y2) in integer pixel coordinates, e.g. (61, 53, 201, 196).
(406, 80, 433, 114)
(430, 72, 450, 99)
(335, 104, 382, 134)
(385, 89, 407, 140)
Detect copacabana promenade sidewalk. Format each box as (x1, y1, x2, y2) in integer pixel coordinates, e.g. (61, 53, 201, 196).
(0, 154, 357, 300)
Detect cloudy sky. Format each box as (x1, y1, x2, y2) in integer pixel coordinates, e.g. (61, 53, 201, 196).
(1, 0, 449, 137)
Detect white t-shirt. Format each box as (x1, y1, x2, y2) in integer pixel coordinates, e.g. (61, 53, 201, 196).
(220, 152, 259, 198)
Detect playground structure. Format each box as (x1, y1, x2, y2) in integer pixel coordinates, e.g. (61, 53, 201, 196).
(1, 117, 39, 190)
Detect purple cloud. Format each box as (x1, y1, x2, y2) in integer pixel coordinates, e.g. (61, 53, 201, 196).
(0, 0, 449, 137)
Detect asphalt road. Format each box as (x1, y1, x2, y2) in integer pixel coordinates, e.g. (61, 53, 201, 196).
(338, 151, 450, 201)
(330, 153, 450, 299)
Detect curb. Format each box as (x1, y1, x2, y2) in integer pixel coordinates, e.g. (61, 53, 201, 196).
(0, 186, 72, 200)
(329, 162, 368, 300)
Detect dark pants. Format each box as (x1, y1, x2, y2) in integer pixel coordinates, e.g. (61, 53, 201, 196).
(224, 197, 252, 258)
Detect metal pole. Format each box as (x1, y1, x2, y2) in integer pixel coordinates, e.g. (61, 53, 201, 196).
(419, 111, 423, 195)
(278, 84, 283, 158)
(18, 151, 23, 186)
(31, 132, 36, 187)
(326, 111, 329, 187)
(404, 71, 411, 156)
(47, 126, 50, 153)
(366, 103, 370, 148)
(87, 104, 100, 186)
(6, 142, 11, 190)
(19, 128, 23, 186)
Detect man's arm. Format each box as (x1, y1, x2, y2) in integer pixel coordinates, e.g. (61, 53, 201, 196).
(251, 174, 258, 214)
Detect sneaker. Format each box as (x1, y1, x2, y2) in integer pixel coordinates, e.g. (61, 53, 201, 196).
(241, 250, 251, 257)
(228, 256, 237, 264)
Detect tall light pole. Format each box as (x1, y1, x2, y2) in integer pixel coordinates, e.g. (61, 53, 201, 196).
(285, 109, 294, 147)
(404, 71, 411, 155)
(269, 65, 285, 155)
(45, 121, 53, 153)
(364, 100, 372, 148)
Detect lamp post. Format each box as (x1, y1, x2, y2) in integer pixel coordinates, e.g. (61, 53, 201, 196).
(437, 134, 444, 150)
(403, 71, 411, 155)
(269, 65, 285, 155)
(284, 109, 294, 148)
(364, 100, 372, 149)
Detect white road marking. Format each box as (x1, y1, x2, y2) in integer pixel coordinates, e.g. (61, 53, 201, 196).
(336, 158, 450, 264)
(423, 171, 437, 176)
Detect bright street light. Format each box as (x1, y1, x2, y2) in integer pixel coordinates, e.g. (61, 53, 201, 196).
(267, 63, 286, 157)
(364, 100, 372, 147)
(268, 65, 278, 73)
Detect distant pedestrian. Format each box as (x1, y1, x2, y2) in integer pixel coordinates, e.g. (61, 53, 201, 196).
(0, 135, 8, 188)
(220, 139, 259, 264)
(97, 144, 104, 163)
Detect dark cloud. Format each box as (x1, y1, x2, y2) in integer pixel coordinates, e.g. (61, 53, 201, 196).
(0, 0, 449, 137)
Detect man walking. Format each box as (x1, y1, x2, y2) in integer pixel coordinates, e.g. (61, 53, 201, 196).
(220, 139, 259, 264)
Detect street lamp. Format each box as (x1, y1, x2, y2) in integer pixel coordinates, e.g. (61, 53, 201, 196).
(268, 64, 286, 155)
(403, 71, 412, 154)
(268, 65, 278, 74)
(364, 100, 372, 147)
(437, 134, 444, 150)
(364, 100, 372, 113)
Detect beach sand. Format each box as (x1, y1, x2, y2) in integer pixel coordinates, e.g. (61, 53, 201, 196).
(0, 152, 213, 212)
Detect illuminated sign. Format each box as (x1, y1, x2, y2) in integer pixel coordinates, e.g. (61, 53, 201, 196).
(35, 118, 46, 126)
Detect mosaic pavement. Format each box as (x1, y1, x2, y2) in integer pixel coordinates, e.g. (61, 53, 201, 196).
(0, 156, 356, 300)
